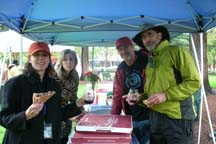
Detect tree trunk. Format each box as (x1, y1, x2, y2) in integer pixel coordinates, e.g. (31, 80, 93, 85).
(80, 47, 89, 80)
(189, 32, 213, 94)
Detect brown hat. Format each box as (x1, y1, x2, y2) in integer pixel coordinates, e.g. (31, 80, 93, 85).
(28, 42, 51, 56)
(133, 24, 170, 48)
(115, 37, 133, 48)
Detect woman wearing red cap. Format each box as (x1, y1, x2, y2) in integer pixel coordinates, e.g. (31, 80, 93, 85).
(0, 42, 85, 144)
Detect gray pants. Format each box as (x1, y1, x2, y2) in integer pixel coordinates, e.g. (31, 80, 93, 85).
(150, 111, 194, 144)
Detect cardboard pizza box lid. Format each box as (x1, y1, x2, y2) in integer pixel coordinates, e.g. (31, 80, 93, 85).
(76, 114, 132, 133)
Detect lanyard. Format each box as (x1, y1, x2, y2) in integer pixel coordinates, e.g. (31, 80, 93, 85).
(43, 104, 47, 117)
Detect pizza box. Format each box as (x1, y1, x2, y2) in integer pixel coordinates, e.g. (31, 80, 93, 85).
(71, 131, 131, 144)
(75, 114, 132, 133)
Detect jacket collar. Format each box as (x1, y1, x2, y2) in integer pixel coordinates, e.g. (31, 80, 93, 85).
(26, 71, 49, 85)
(152, 40, 169, 56)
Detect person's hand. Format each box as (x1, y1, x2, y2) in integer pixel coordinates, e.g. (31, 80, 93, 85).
(143, 92, 167, 107)
(76, 90, 95, 107)
(76, 97, 85, 107)
(25, 103, 44, 120)
(122, 91, 141, 106)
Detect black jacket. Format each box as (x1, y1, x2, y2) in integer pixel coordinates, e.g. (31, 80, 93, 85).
(0, 72, 81, 144)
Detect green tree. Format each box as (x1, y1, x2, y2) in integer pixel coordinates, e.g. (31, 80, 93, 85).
(207, 28, 216, 73)
(171, 33, 189, 47)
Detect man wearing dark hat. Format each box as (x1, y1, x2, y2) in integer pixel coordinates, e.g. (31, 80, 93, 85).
(133, 25, 201, 144)
(111, 36, 150, 144)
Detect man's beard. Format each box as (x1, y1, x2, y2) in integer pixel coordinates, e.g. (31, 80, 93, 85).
(146, 39, 160, 52)
(121, 53, 131, 61)
(122, 53, 131, 64)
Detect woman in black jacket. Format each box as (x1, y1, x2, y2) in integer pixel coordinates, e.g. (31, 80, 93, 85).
(0, 42, 85, 144)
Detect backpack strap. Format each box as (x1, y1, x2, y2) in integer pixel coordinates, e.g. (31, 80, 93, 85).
(173, 66, 182, 85)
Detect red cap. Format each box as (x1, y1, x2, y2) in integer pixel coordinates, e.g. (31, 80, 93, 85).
(28, 42, 51, 56)
(115, 37, 133, 48)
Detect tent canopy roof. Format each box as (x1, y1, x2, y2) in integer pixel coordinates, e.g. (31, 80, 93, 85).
(0, 0, 216, 47)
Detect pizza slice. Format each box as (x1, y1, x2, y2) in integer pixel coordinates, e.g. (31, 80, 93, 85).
(33, 91, 56, 104)
(143, 100, 150, 107)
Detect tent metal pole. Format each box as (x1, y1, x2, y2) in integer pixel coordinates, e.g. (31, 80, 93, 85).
(19, 35, 23, 68)
(200, 33, 216, 144)
(190, 34, 203, 144)
(24, 23, 52, 32)
(190, 34, 215, 144)
(9, 46, 12, 64)
(92, 47, 94, 70)
(0, 43, 9, 89)
(21, 1, 37, 33)
(185, 0, 200, 30)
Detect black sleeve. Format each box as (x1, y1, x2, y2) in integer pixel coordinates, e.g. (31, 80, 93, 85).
(0, 77, 27, 131)
(61, 104, 82, 121)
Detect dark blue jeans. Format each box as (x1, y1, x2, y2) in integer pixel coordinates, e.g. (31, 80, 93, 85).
(132, 120, 150, 144)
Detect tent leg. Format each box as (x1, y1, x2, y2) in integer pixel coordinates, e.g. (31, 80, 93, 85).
(190, 33, 216, 144)
(0, 44, 9, 89)
(19, 35, 23, 68)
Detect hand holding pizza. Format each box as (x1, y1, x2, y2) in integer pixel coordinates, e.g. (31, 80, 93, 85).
(25, 91, 56, 120)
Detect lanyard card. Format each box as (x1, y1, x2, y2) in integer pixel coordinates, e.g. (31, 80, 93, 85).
(44, 123, 53, 139)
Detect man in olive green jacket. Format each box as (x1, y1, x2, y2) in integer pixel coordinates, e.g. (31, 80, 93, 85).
(133, 25, 201, 144)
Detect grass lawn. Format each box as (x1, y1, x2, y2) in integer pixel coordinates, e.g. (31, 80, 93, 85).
(209, 74, 216, 88)
(0, 126, 5, 143)
(77, 83, 86, 98)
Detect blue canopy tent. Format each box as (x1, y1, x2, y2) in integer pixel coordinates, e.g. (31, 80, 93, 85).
(0, 0, 216, 46)
(1, 0, 216, 143)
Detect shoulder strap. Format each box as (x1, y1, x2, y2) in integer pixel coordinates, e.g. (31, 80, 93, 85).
(173, 66, 182, 85)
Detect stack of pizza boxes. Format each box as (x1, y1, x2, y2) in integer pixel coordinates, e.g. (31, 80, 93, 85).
(71, 114, 132, 144)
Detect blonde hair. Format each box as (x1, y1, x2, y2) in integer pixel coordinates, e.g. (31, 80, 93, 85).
(54, 49, 78, 80)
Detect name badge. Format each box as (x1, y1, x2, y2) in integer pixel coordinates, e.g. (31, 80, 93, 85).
(44, 123, 53, 139)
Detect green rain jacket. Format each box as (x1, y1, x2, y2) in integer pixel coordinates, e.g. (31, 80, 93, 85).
(144, 40, 201, 120)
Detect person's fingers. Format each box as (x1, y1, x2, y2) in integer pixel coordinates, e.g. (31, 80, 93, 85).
(144, 93, 166, 107)
(122, 94, 128, 99)
(38, 103, 44, 111)
(26, 103, 44, 120)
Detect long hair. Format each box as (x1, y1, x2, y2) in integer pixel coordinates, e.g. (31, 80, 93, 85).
(54, 49, 78, 80)
(23, 55, 55, 77)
